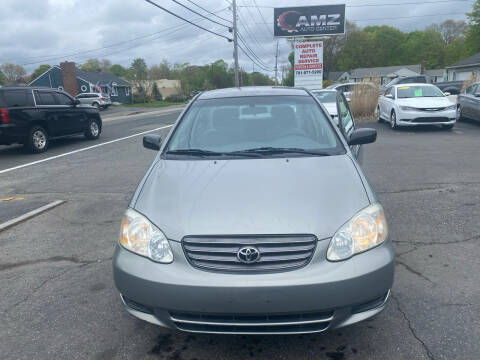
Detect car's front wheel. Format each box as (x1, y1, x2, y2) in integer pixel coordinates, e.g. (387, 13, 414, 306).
(26, 125, 49, 153)
(390, 110, 398, 130)
(92, 102, 100, 110)
(442, 124, 454, 130)
(85, 119, 101, 140)
(456, 105, 463, 121)
(376, 105, 383, 123)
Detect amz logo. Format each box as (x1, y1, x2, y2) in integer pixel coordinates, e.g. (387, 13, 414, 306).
(277, 11, 342, 33)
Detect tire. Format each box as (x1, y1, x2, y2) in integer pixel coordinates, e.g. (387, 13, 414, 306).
(26, 125, 49, 153)
(376, 105, 384, 123)
(456, 105, 463, 121)
(92, 102, 100, 110)
(85, 119, 101, 140)
(390, 110, 398, 130)
(442, 124, 454, 130)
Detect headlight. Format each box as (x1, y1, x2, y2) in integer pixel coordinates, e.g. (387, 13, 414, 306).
(327, 203, 388, 261)
(445, 105, 456, 111)
(400, 106, 417, 111)
(119, 208, 173, 263)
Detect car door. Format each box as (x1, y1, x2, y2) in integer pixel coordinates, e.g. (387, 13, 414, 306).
(54, 91, 87, 134)
(472, 85, 480, 120)
(382, 87, 395, 119)
(336, 92, 362, 160)
(461, 85, 475, 117)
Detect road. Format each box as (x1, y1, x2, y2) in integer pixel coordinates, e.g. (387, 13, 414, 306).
(0, 110, 479, 360)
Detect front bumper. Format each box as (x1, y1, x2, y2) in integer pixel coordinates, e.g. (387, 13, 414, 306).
(397, 109, 456, 126)
(113, 239, 394, 334)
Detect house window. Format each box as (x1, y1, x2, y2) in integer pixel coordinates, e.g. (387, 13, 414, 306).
(125, 87, 130, 96)
(111, 83, 118, 97)
(81, 85, 88, 92)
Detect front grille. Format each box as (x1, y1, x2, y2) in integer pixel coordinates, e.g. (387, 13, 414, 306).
(170, 310, 333, 334)
(182, 235, 317, 273)
(417, 107, 446, 112)
(411, 117, 449, 123)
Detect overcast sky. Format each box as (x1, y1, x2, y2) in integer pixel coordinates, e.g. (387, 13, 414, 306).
(0, 0, 474, 76)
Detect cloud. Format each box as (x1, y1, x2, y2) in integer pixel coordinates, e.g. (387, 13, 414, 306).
(0, 0, 474, 75)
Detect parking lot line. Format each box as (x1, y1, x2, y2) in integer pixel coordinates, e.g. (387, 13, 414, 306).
(0, 200, 65, 232)
(0, 124, 173, 175)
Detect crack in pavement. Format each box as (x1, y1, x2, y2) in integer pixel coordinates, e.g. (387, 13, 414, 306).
(393, 234, 480, 247)
(396, 260, 437, 285)
(379, 186, 450, 195)
(0, 256, 112, 272)
(391, 294, 435, 360)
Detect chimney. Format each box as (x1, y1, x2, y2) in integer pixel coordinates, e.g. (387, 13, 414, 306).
(420, 60, 425, 75)
(60, 61, 78, 97)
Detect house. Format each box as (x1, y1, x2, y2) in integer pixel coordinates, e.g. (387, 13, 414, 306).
(446, 52, 480, 81)
(29, 62, 132, 103)
(350, 65, 422, 85)
(325, 71, 350, 83)
(425, 69, 446, 83)
(153, 79, 181, 99)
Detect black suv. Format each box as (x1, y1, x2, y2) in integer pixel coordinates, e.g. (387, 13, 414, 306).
(0, 87, 102, 153)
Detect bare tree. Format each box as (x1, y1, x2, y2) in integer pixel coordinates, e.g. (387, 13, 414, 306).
(0, 63, 27, 84)
(427, 20, 468, 45)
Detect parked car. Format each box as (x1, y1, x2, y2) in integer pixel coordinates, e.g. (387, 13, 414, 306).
(75, 92, 112, 109)
(311, 89, 338, 124)
(377, 83, 456, 129)
(0, 87, 102, 153)
(113, 86, 394, 335)
(382, 75, 463, 95)
(457, 82, 480, 122)
(326, 82, 377, 101)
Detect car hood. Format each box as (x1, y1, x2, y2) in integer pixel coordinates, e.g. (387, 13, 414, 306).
(396, 97, 454, 107)
(134, 155, 370, 241)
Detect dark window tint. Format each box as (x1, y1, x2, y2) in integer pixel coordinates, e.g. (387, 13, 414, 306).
(4, 90, 35, 107)
(35, 91, 57, 106)
(55, 92, 73, 105)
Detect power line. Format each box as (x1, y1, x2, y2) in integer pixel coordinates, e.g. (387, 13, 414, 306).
(237, 32, 274, 70)
(184, 0, 232, 24)
(250, 0, 272, 35)
(17, 7, 231, 66)
(238, 44, 273, 72)
(145, 0, 232, 42)
(237, 9, 272, 56)
(237, 0, 472, 8)
(168, 0, 231, 28)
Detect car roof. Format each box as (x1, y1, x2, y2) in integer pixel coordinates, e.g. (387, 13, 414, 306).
(392, 83, 435, 87)
(197, 86, 309, 100)
(312, 89, 337, 92)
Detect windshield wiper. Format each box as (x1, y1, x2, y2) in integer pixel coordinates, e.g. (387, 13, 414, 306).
(165, 149, 223, 157)
(235, 147, 333, 156)
(166, 149, 262, 158)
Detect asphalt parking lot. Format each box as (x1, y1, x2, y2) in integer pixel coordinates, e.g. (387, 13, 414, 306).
(0, 111, 479, 360)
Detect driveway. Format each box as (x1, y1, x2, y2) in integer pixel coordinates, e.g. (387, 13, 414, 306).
(0, 115, 479, 360)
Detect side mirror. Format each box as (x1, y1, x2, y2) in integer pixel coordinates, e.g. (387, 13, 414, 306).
(143, 134, 162, 151)
(385, 94, 393, 99)
(348, 128, 377, 146)
(443, 92, 451, 96)
(74, 99, 81, 106)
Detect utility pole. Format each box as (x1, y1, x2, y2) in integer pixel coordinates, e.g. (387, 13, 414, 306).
(274, 40, 279, 85)
(232, 0, 239, 87)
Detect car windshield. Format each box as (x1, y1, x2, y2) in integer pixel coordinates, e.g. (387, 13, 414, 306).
(313, 91, 337, 103)
(165, 95, 345, 159)
(397, 85, 444, 98)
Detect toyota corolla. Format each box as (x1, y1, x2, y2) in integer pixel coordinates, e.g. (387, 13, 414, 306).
(113, 87, 394, 335)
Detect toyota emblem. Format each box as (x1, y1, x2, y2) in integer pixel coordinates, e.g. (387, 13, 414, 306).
(237, 246, 261, 264)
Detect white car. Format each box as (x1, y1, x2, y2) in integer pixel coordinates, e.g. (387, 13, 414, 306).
(312, 89, 338, 124)
(377, 84, 456, 130)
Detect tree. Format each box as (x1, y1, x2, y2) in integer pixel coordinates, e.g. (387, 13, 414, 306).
(80, 58, 102, 72)
(0, 70, 6, 85)
(129, 58, 149, 103)
(31, 65, 51, 80)
(149, 59, 171, 80)
(110, 64, 127, 78)
(466, 0, 480, 54)
(283, 52, 294, 87)
(427, 20, 468, 45)
(151, 82, 162, 101)
(0, 63, 26, 84)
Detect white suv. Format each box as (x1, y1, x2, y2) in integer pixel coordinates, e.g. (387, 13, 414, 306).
(75, 93, 112, 109)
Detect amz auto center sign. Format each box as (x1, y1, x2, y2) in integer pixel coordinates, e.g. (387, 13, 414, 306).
(274, 5, 345, 37)
(294, 39, 323, 90)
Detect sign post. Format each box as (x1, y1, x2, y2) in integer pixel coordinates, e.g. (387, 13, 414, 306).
(274, 4, 345, 89)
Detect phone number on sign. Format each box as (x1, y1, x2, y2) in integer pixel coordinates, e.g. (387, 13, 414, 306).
(296, 70, 323, 75)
